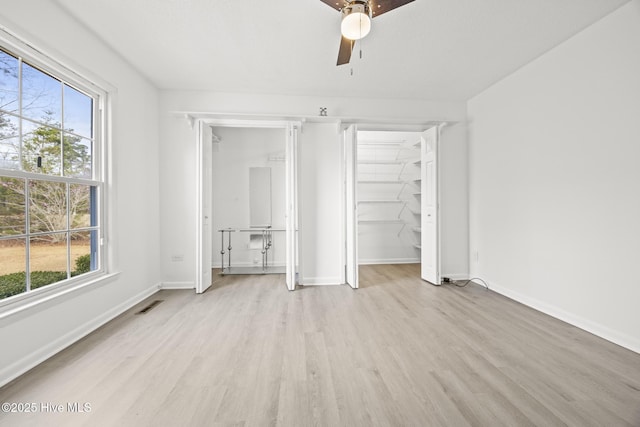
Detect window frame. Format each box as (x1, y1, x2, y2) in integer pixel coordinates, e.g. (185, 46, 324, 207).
(0, 28, 111, 312)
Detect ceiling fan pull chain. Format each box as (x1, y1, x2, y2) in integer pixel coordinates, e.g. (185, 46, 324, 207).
(359, 14, 364, 60)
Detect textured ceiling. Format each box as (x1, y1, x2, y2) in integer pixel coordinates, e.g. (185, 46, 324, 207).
(54, 0, 629, 101)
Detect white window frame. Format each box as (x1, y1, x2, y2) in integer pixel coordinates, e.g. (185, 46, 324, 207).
(0, 27, 112, 315)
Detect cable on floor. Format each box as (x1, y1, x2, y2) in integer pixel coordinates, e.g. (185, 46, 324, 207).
(450, 277, 489, 290)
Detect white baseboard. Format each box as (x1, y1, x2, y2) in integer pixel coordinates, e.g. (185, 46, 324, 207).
(300, 276, 343, 286)
(359, 258, 420, 265)
(0, 283, 160, 388)
(159, 281, 195, 290)
(484, 278, 640, 355)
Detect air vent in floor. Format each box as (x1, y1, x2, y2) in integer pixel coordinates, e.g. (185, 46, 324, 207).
(135, 300, 164, 314)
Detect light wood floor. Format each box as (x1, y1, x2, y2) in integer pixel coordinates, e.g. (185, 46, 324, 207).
(1, 264, 639, 426)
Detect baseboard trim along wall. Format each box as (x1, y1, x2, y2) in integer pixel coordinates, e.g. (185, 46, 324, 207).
(159, 282, 195, 290)
(300, 277, 343, 286)
(359, 258, 420, 265)
(479, 278, 640, 355)
(0, 283, 160, 388)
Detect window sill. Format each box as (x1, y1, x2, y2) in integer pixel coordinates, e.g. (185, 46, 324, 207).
(0, 271, 121, 321)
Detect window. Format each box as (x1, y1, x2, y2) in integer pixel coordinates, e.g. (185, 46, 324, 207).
(0, 42, 105, 303)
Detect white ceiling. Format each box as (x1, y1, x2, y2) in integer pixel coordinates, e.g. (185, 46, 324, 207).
(54, 0, 629, 101)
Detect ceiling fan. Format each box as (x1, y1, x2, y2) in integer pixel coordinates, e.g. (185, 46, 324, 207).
(320, 0, 415, 65)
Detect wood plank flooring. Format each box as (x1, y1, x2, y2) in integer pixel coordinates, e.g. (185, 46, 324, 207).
(1, 264, 639, 426)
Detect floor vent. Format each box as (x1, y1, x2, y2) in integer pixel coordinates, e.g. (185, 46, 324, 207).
(136, 300, 164, 315)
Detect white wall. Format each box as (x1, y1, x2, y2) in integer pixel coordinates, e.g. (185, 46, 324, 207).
(158, 112, 196, 287)
(468, 0, 640, 352)
(159, 91, 467, 288)
(440, 123, 469, 279)
(299, 123, 344, 284)
(211, 127, 286, 268)
(161, 91, 466, 123)
(0, 3, 161, 386)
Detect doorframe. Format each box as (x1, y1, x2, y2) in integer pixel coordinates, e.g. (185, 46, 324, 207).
(342, 122, 446, 287)
(193, 117, 302, 292)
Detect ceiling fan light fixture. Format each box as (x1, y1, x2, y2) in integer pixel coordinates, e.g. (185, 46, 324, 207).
(341, 1, 372, 40)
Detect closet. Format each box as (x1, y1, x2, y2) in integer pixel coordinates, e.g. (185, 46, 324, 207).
(356, 131, 422, 265)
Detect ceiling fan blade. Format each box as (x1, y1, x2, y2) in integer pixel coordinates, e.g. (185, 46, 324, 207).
(337, 36, 354, 66)
(370, 0, 415, 17)
(319, 0, 342, 11)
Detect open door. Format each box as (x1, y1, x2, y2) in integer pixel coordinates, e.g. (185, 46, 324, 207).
(421, 126, 440, 285)
(196, 121, 213, 293)
(344, 124, 359, 289)
(285, 123, 299, 291)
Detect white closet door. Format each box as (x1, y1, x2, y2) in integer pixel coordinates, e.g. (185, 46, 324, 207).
(285, 123, 299, 291)
(196, 122, 213, 293)
(421, 127, 440, 285)
(345, 124, 359, 289)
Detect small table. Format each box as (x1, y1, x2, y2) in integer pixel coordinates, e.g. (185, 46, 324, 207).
(218, 227, 285, 275)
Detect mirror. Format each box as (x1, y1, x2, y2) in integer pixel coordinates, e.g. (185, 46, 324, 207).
(249, 167, 271, 227)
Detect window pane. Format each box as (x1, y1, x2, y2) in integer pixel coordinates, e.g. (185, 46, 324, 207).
(29, 180, 67, 234)
(70, 231, 94, 276)
(70, 184, 91, 229)
(22, 119, 61, 175)
(30, 232, 68, 291)
(21, 62, 62, 125)
(0, 49, 19, 113)
(0, 176, 26, 236)
(0, 112, 19, 169)
(0, 45, 102, 298)
(63, 84, 92, 138)
(0, 238, 26, 299)
(63, 134, 91, 178)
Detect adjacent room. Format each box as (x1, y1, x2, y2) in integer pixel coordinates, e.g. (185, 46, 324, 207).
(1, 0, 639, 425)
(211, 126, 288, 276)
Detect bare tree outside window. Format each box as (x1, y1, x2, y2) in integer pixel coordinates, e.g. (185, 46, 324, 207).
(0, 46, 99, 299)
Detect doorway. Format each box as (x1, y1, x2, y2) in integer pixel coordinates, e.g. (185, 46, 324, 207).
(211, 126, 287, 276)
(195, 119, 300, 293)
(344, 124, 442, 288)
(356, 130, 422, 265)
